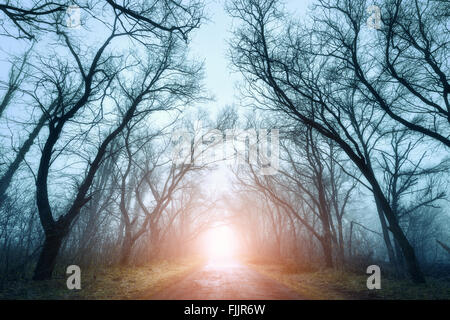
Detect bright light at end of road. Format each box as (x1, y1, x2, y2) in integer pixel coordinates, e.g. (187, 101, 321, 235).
(205, 225, 237, 261)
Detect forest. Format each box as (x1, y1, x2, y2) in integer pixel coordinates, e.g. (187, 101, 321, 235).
(0, 0, 449, 300)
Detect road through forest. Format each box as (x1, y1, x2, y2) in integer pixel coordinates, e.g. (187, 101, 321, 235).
(146, 261, 304, 300)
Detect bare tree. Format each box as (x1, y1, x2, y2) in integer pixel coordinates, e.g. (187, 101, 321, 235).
(105, 0, 204, 41)
(115, 126, 203, 265)
(32, 17, 203, 278)
(378, 129, 448, 273)
(0, 0, 67, 40)
(0, 48, 31, 117)
(228, 0, 426, 282)
(378, 0, 450, 146)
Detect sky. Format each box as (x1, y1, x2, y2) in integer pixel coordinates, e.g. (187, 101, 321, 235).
(190, 0, 313, 114)
(0, 0, 314, 116)
(0, 0, 314, 200)
(188, 0, 313, 196)
(2, 1, 445, 233)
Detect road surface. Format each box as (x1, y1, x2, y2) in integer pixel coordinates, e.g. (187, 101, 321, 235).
(147, 261, 304, 300)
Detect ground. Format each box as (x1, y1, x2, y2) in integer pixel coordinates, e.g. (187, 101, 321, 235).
(0, 259, 199, 299)
(247, 261, 450, 300)
(1, 258, 449, 299)
(146, 261, 303, 299)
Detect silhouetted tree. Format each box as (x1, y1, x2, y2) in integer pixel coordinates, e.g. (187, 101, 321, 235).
(228, 0, 427, 282)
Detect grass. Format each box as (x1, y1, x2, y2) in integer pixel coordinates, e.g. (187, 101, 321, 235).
(246, 261, 450, 300)
(3, 256, 448, 300)
(0, 258, 201, 300)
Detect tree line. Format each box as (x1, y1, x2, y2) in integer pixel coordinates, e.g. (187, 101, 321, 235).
(0, 0, 449, 286)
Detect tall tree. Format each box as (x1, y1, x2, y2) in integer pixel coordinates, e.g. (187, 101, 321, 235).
(228, 0, 426, 282)
(32, 1, 204, 278)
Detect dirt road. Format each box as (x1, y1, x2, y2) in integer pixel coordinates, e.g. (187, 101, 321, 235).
(147, 261, 304, 300)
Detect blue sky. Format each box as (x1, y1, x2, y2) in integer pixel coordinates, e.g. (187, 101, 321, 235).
(190, 0, 313, 114)
(187, 0, 313, 195)
(0, 0, 313, 113)
(0, 0, 313, 184)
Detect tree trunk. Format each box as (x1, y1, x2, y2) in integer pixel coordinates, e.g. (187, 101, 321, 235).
(369, 177, 425, 283)
(119, 232, 133, 266)
(374, 197, 400, 275)
(317, 182, 334, 268)
(394, 238, 406, 274)
(337, 220, 345, 267)
(320, 235, 333, 268)
(390, 222, 423, 282)
(349, 221, 353, 259)
(32, 231, 65, 280)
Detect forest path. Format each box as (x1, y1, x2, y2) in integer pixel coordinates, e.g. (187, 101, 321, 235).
(145, 260, 304, 300)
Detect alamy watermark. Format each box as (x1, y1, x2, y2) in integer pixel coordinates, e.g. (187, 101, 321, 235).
(66, 265, 81, 290)
(171, 127, 280, 175)
(66, 5, 81, 29)
(366, 265, 381, 289)
(367, 5, 382, 30)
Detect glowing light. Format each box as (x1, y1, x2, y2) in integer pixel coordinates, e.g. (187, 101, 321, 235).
(205, 225, 236, 261)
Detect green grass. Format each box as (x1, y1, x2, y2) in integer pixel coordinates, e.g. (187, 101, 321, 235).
(0, 259, 200, 300)
(246, 262, 450, 300)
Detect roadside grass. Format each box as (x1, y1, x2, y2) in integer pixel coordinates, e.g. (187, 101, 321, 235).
(246, 261, 450, 300)
(0, 258, 201, 300)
